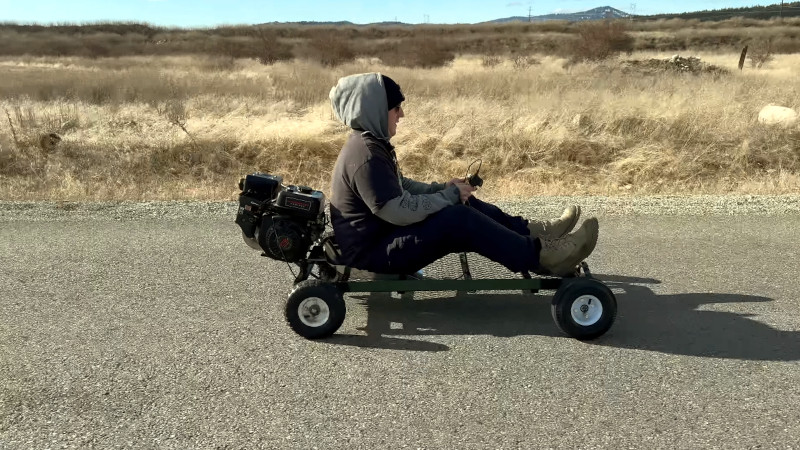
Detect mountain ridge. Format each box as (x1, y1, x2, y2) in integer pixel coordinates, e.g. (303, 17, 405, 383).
(488, 6, 630, 23)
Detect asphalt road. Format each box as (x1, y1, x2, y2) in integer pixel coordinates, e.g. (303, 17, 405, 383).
(2, 205, 800, 449)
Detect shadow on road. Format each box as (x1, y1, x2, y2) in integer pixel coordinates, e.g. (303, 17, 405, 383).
(324, 274, 800, 360)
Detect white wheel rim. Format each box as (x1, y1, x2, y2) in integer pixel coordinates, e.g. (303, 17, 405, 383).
(570, 294, 603, 326)
(298, 297, 330, 327)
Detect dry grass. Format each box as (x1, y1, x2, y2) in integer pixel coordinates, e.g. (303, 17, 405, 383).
(4, 17, 800, 63)
(1, 52, 799, 201)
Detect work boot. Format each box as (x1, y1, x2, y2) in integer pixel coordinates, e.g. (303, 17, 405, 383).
(527, 206, 581, 239)
(537, 217, 599, 276)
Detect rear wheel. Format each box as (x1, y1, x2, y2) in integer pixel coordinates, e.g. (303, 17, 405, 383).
(552, 278, 616, 340)
(285, 280, 346, 339)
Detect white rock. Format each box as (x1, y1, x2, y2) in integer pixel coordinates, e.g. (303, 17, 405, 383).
(758, 104, 798, 127)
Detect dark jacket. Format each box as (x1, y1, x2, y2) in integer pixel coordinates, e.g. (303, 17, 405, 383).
(328, 73, 459, 267)
(330, 130, 459, 266)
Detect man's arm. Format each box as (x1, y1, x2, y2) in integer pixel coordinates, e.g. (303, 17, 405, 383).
(352, 160, 460, 226)
(400, 176, 446, 195)
(375, 187, 460, 226)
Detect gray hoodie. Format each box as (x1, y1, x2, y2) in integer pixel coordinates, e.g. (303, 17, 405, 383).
(330, 72, 391, 141)
(329, 73, 460, 228)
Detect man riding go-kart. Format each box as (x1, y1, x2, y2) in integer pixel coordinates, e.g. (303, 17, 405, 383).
(328, 73, 598, 278)
(234, 73, 616, 342)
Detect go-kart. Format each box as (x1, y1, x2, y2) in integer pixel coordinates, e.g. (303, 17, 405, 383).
(234, 172, 617, 341)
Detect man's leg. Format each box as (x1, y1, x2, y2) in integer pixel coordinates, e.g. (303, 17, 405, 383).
(354, 204, 541, 275)
(465, 196, 530, 236)
(468, 196, 580, 239)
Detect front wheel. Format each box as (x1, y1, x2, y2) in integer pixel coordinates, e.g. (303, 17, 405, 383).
(285, 280, 346, 339)
(551, 278, 617, 340)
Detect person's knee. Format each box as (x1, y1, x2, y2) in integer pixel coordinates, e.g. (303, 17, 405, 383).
(435, 204, 480, 230)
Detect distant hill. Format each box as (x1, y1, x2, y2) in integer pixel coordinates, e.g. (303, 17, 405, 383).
(259, 20, 410, 26)
(254, 3, 798, 26)
(489, 6, 630, 23)
(639, 1, 800, 21)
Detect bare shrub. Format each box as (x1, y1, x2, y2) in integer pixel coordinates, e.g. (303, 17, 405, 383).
(252, 27, 293, 65)
(154, 80, 195, 143)
(749, 39, 774, 69)
(572, 20, 634, 61)
(381, 38, 454, 68)
(511, 54, 540, 70)
(481, 55, 502, 68)
(301, 35, 355, 67)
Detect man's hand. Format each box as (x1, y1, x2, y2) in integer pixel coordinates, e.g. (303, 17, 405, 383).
(446, 178, 465, 188)
(453, 181, 476, 203)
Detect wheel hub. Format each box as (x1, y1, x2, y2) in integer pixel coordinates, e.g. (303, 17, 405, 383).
(298, 297, 330, 328)
(571, 295, 603, 326)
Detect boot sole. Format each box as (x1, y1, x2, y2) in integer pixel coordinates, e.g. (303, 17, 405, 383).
(558, 205, 581, 238)
(580, 217, 599, 258)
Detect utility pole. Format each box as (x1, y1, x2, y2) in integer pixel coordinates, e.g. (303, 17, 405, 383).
(780, 0, 784, 19)
(528, 6, 532, 22)
(630, 3, 636, 19)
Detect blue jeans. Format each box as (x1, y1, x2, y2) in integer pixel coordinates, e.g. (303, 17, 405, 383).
(352, 196, 541, 274)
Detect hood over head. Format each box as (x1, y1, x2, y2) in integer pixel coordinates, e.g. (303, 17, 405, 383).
(329, 73, 391, 141)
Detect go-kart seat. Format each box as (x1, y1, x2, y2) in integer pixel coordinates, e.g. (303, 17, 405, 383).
(321, 233, 420, 281)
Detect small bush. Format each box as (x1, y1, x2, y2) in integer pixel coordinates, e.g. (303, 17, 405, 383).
(381, 38, 454, 68)
(252, 28, 293, 65)
(294, 34, 355, 67)
(572, 20, 634, 61)
(511, 54, 540, 70)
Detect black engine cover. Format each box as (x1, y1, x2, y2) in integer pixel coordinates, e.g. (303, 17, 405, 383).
(240, 173, 283, 201)
(235, 195, 262, 238)
(274, 186, 325, 219)
(257, 215, 311, 263)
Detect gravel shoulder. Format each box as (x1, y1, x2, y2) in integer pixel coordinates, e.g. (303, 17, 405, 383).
(2, 194, 800, 222)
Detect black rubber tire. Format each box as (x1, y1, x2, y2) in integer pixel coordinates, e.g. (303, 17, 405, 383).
(285, 280, 346, 339)
(551, 278, 617, 340)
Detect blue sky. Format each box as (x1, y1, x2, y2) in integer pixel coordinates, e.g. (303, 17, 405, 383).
(0, 0, 778, 26)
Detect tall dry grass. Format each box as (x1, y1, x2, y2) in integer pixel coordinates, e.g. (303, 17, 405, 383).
(3, 17, 800, 64)
(0, 52, 798, 201)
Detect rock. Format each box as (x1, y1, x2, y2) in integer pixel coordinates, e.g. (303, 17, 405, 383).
(38, 133, 61, 152)
(758, 105, 798, 127)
